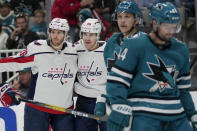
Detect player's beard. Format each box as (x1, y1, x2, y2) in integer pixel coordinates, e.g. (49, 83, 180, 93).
(51, 38, 64, 50)
(155, 28, 172, 43)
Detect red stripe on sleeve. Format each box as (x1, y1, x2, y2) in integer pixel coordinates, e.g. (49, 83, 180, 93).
(0, 56, 34, 63)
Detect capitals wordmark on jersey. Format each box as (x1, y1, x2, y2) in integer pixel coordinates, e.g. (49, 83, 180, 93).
(78, 61, 102, 83)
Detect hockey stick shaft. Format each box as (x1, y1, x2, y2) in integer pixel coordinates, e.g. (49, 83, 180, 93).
(18, 97, 107, 121)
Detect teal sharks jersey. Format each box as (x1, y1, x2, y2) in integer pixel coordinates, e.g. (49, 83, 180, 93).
(104, 31, 142, 72)
(107, 32, 197, 121)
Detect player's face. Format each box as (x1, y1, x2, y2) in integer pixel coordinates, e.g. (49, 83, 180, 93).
(158, 23, 178, 41)
(50, 29, 65, 46)
(82, 32, 98, 51)
(117, 12, 135, 34)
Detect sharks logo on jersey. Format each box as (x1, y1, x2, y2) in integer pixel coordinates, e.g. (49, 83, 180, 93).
(107, 51, 118, 72)
(143, 55, 179, 92)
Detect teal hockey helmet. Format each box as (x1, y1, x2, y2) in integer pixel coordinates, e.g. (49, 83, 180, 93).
(150, 2, 181, 24)
(150, 2, 181, 33)
(114, 1, 143, 19)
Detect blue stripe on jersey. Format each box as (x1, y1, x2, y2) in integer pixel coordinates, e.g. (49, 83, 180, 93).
(63, 53, 77, 55)
(77, 50, 85, 52)
(94, 51, 104, 53)
(31, 52, 77, 56)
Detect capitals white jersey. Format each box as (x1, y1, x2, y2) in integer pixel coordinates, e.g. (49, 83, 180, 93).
(0, 40, 78, 112)
(74, 40, 107, 101)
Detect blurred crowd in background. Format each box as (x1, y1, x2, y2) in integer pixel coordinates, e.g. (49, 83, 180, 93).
(0, 0, 197, 88)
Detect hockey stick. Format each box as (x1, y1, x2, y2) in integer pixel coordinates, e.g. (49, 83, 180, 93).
(17, 96, 107, 121)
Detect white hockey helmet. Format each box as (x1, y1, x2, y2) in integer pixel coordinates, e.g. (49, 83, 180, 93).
(80, 18, 102, 39)
(49, 18, 70, 32)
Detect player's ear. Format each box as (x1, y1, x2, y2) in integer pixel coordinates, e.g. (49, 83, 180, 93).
(134, 17, 140, 25)
(152, 20, 157, 31)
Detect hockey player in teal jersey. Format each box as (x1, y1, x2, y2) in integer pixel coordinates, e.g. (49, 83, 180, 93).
(106, 2, 197, 131)
(94, 1, 143, 121)
(103, 1, 143, 72)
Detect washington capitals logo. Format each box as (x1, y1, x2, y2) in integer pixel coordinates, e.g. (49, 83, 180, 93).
(78, 61, 102, 83)
(107, 51, 118, 72)
(143, 55, 179, 92)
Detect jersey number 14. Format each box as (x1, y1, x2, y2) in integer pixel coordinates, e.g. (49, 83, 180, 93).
(118, 48, 128, 61)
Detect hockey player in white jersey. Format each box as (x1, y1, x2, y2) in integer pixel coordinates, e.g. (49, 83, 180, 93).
(0, 18, 78, 131)
(74, 18, 107, 131)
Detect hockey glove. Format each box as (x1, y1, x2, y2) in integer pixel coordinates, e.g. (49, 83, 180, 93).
(0, 82, 21, 107)
(107, 104, 132, 131)
(94, 94, 107, 123)
(94, 102, 106, 123)
(191, 114, 197, 131)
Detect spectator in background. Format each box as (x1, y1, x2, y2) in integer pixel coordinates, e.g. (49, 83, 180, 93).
(93, 0, 115, 23)
(0, 20, 8, 50)
(12, 67, 31, 98)
(0, 1, 15, 35)
(30, 9, 47, 39)
(10, 0, 42, 14)
(51, 0, 94, 43)
(6, 13, 39, 49)
(77, 8, 110, 40)
(180, 0, 195, 17)
(133, 0, 160, 9)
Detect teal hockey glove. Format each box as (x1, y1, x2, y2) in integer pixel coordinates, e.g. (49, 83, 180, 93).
(94, 102, 106, 123)
(107, 104, 132, 131)
(94, 94, 107, 123)
(191, 114, 197, 131)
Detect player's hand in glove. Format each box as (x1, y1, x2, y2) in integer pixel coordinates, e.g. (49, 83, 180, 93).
(191, 114, 197, 131)
(0, 82, 21, 107)
(107, 104, 132, 131)
(94, 94, 107, 123)
(94, 102, 106, 123)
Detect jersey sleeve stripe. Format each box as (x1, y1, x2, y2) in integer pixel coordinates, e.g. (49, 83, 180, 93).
(111, 67, 133, 79)
(128, 98, 181, 104)
(177, 84, 191, 89)
(132, 106, 184, 115)
(0, 56, 34, 63)
(176, 75, 191, 82)
(113, 64, 132, 74)
(107, 76, 130, 88)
